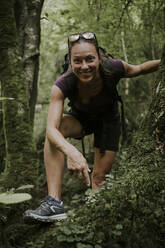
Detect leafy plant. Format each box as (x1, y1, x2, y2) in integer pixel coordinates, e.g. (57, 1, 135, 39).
(0, 192, 32, 204)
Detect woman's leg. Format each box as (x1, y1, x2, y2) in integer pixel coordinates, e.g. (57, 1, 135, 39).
(92, 147, 116, 191)
(44, 114, 83, 200)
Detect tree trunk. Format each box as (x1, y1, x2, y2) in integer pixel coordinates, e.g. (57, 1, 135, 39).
(0, 98, 5, 173)
(145, 43, 165, 153)
(14, 0, 44, 125)
(121, 30, 130, 95)
(0, 0, 42, 189)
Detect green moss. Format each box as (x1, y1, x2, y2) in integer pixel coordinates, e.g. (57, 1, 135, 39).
(9, 125, 164, 248)
(0, 0, 38, 189)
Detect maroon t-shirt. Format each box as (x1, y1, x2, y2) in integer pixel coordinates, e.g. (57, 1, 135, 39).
(54, 59, 125, 114)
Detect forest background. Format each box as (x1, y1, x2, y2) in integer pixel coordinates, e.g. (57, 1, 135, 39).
(0, 0, 165, 247)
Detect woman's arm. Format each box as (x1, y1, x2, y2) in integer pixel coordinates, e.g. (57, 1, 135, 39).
(46, 85, 78, 156)
(122, 59, 161, 78)
(46, 85, 90, 186)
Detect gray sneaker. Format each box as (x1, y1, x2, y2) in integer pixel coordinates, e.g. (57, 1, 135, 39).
(24, 196, 67, 222)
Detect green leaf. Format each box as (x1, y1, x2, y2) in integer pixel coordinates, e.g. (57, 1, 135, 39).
(112, 230, 122, 236)
(57, 235, 66, 242)
(0, 192, 32, 204)
(62, 226, 72, 235)
(77, 243, 93, 248)
(66, 236, 75, 242)
(115, 224, 123, 230)
(95, 245, 102, 248)
(16, 185, 34, 191)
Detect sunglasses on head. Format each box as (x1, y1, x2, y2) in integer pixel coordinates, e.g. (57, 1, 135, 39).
(68, 32, 97, 44)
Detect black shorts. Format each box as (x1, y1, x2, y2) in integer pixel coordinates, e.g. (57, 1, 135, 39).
(68, 109, 121, 152)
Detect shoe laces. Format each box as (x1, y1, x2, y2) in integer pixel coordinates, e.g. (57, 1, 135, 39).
(40, 196, 63, 209)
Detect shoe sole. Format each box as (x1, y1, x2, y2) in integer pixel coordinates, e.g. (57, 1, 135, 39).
(24, 213, 67, 222)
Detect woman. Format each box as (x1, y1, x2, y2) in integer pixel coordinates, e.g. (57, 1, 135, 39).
(25, 32, 160, 222)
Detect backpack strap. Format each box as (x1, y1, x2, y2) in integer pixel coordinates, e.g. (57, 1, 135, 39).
(103, 63, 127, 143)
(117, 95, 127, 143)
(81, 136, 86, 158)
(108, 80, 127, 143)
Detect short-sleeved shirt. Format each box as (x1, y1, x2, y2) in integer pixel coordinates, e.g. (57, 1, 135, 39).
(54, 59, 125, 115)
(54, 59, 125, 152)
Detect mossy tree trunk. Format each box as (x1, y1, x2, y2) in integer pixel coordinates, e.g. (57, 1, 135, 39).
(0, 107, 5, 173)
(14, 0, 44, 125)
(144, 45, 165, 153)
(0, 0, 43, 189)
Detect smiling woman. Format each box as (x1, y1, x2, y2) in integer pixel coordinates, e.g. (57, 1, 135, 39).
(70, 42, 101, 84)
(24, 32, 160, 222)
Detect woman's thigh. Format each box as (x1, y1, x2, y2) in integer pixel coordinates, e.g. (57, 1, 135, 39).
(59, 114, 83, 138)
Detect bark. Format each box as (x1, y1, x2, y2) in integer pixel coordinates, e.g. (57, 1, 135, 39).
(121, 30, 130, 95)
(0, 2, 44, 247)
(144, 43, 165, 153)
(0, 109, 5, 174)
(14, 0, 44, 125)
(0, 0, 39, 189)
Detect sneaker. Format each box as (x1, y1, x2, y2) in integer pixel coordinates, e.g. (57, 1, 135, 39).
(24, 195, 67, 222)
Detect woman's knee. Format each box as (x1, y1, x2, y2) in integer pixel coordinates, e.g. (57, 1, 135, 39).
(44, 137, 56, 156)
(59, 115, 82, 138)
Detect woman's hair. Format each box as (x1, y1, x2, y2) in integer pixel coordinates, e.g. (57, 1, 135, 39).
(68, 35, 100, 59)
(63, 37, 114, 77)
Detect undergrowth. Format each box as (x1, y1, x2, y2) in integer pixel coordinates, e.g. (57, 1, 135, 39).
(14, 130, 165, 248)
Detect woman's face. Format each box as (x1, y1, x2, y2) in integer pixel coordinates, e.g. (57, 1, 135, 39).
(70, 41, 101, 83)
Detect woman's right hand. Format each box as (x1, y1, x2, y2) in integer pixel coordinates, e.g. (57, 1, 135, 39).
(67, 150, 91, 187)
